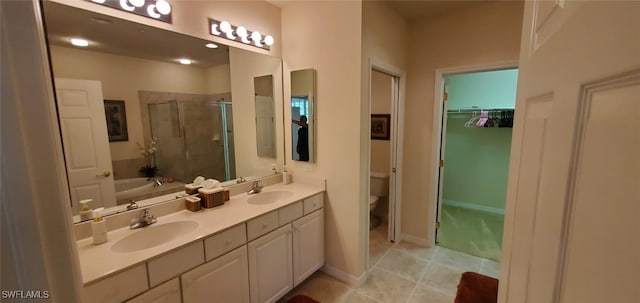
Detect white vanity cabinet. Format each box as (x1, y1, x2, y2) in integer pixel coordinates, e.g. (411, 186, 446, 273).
(292, 209, 324, 286)
(126, 278, 181, 303)
(182, 246, 250, 303)
(248, 224, 294, 303)
(248, 194, 324, 303)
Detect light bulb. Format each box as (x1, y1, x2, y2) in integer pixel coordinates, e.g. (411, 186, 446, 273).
(119, 0, 135, 11)
(155, 0, 171, 15)
(70, 38, 89, 47)
(205, 43, 218, 49)
(128, 0, 145, 7)
(236, 26, 250, 44)
(251, 31, 262, 47)
(263, 35, 274, 46)
(219, 21, 232, 33)
(146, 5, 161, 18)
(179, 59, 192, 65)
(210, 23, 221, 35)
(91, 0, 106, 3)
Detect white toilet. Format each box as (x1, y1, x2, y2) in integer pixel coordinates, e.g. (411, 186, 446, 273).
(370, 171, 389, 214)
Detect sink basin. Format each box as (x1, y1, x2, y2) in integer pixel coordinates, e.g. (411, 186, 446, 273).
(111, 220, 198, 253)
(247, 191, 292, 205)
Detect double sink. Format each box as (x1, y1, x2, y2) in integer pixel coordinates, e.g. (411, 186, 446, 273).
(109, 190, 293, 254)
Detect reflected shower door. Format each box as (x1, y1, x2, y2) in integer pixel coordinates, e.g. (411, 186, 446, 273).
(181, 101, 226, 181)
(148, 102, 187, 181)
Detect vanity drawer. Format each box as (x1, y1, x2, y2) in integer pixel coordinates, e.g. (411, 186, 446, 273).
(205, 223, 247, 261)
(148, 241, 204, 287)
(83, 264, 148, 303)
(303, 194, 323, 215)
(126, 278, 181, 303)
(247, 211, 278, 241)
(279, 201, 303, 225)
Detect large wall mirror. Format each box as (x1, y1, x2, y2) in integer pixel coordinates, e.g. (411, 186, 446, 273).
(290, 69, 316, 162)
(42, 1, 284, 222)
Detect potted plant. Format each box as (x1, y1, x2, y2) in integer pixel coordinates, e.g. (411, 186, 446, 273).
(137, 137, 158, 178)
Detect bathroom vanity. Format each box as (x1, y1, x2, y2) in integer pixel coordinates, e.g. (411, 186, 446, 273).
(77, 182, 325, 303)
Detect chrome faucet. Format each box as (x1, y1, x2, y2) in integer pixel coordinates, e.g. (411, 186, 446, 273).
(126, 200, 139, 211)
(130, 209, 157, 229)
(152, 177, 164, 187)
(236, 176, 247, 184)
(247, 181, 263, 195)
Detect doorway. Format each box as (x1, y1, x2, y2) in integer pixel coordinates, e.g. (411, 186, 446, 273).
(367, 63, 404, 270)
(435, 68, 518, 261)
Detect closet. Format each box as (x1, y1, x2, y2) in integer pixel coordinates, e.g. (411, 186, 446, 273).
(436, 68, 517, 261)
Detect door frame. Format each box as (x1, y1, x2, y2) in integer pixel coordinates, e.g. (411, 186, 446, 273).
(427, 61, 519, 246)
(366, 58, 405, 271)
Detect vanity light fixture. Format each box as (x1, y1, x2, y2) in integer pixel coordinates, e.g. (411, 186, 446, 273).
(208, 19, 274, 50)
(205, 42, 219, 49)
(84, 0, 172, 23)
(70, 38, 89, 47)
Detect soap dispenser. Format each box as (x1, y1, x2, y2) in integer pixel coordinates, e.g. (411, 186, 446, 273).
(79, 199, 93, 221)
(282, 165, 291, 185)
(92, 207, 108, 245)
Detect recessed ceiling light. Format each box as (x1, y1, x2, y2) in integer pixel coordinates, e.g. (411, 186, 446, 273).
(179, 59, 192, 65)
(205, 43, 218, 49)
(70, 38, 89, 47)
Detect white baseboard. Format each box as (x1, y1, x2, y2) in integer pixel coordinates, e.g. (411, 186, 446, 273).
(320, 265, 367, 287)
(400, 233, 431, 246)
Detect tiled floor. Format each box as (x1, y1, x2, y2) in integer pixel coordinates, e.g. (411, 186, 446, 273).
(282, 223, 500, 303)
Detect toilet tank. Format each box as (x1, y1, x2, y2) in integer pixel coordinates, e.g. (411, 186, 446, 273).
(370, 171, 390, 197)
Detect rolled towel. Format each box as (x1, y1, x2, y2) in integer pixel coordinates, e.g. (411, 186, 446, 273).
(202, 178, 220, 189)
(193, 176, 205, 186)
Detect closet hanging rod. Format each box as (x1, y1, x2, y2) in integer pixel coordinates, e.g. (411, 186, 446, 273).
(447, 108, 514, 113)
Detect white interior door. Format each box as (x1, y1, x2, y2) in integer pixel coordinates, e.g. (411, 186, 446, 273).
(255, 95, 276, 158)
(55, 78, 115, 211)
(500, 2, 640, 303)
(434, 83, 449, 241)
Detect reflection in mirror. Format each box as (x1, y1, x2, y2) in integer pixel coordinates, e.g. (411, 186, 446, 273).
(254, 75, 276, 158)
(42, 2, 283, 222)
(290, 69, 316, 162)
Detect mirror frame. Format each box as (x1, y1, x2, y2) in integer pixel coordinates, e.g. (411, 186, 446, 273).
(290, 68, 316, 163)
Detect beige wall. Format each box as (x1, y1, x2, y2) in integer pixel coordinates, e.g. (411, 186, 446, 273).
(206, 64, 231, 95)
(401, 2, 523, 241)
(370, 70, 392, 174)
(229, 47, 284, 178)
(49, 45, 211, 161)
(281, 1, 364, 280)
(51, 0, 282, 57)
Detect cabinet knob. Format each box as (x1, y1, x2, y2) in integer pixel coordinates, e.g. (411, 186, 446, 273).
(262, 223, 268, 229)
(225, 240, 232, 245)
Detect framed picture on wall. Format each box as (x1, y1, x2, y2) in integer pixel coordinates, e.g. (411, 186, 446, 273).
(104, 100, 129, 142)
(371, 114, 391, 140)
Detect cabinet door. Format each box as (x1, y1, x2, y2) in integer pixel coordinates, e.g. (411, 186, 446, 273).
(248, 224, 293, 303)
(126, 278, 180, 303)
(292, 209, 324, 286)
(182, 246, 250, 303)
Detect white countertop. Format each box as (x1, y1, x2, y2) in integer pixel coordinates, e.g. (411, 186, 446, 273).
(76, 182, 324, 285)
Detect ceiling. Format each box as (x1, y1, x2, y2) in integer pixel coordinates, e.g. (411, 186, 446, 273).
(43, 2, 229, 68)
(380, 0, 489, 21)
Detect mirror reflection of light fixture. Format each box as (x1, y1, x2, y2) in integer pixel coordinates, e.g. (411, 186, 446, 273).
(178, 58, 192, 65)
(70, 38, 89, 47)
(85, 0, 172, 23)
(205, 42, 218, 49)
(208, 19, 273, 50)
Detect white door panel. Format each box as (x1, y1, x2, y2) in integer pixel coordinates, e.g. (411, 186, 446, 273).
(501, 2, 640, 303)
(55, 78, 115, 211)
